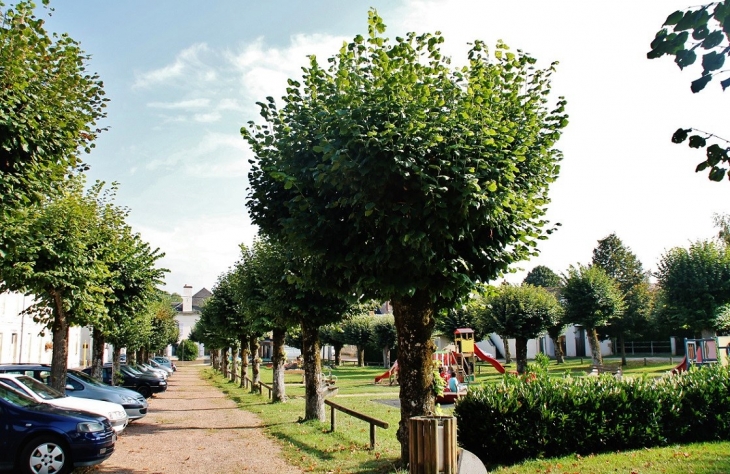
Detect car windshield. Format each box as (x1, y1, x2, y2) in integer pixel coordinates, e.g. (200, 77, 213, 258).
(124, 366, 143, 375)
(69, 369, 106, 387)
(17, 375, 64, 400)
(0, 383, 40, 407)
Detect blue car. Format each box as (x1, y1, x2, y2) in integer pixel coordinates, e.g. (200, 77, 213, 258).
(0, 383, 116, 474)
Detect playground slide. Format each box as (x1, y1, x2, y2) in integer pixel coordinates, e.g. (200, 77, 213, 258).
(374, 361, 398, 383)
(671, 355, 688, 375)
(473, 344, 506, 374)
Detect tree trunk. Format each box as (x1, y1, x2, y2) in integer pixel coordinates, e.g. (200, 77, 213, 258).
(112, 347, 121, 386)
(210, 349, 217, 369)
(392, 291, 436, 464)
(619, 335, 627, 367)
(382, 346, 391, 368)
(301, 319, 324, 421)
(588, 327, 603, 366)
(240, 335, 249, 388)
(249, 335, 261, 393)
(221, 347, 229, 378)
(90, 328, 105, 380)
(551, 334, 565, 364)
(127, 349, 136, 365)
(230, 342, 238, 383)
(50, 291, 70, 394)
(334, 343, 343, 366)
(136, 349, 144, 364)
(357, 345, 365, 367)
(500, 334, 512, 364)
(515, 337, 528, 374)
(271, 327, 287, 402)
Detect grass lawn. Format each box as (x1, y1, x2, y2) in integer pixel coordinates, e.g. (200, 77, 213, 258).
(202, 356, 728, 473)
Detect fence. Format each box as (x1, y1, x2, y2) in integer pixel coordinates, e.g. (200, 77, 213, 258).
(622, 340, 671, 355)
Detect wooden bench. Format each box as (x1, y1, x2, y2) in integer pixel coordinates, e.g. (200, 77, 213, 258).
(588, 364, 622, 378)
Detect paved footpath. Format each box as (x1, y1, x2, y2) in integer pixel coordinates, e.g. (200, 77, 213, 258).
(81, 364, 303, 474)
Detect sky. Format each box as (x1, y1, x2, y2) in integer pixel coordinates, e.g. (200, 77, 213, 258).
(38, 0, 730, 294)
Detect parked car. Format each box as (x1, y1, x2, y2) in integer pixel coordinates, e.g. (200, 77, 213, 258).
(151, 356, 176, 372)
(0, 383, 116, 473)
(147, 359, 173, 376)
(131, 363, 168, 380)
(0, 374, 128, 433)
(0, 364, 148, 421)
(87, 364, 167, 398)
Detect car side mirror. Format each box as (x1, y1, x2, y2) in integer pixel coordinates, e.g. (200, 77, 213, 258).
(65, 384, 75, 391)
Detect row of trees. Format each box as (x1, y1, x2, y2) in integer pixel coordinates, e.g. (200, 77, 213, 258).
(0, 1, 173, 392)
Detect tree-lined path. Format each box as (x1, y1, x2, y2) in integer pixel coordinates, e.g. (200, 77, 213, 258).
(85, 364, 302, 474)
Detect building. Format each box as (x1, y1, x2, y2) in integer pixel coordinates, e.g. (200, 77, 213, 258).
(172, 285, 211, 358)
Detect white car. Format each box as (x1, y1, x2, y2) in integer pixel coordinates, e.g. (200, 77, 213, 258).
(0, 373, 129, 433)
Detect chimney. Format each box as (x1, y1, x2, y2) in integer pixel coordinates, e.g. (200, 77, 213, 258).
(182, 285, 193, 312)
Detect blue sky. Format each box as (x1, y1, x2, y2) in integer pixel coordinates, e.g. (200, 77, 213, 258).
(40, 0, 729, 294)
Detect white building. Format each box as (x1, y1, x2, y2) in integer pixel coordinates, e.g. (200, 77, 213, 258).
(0, 291, 91, 367)
(173, 285, 211, 358)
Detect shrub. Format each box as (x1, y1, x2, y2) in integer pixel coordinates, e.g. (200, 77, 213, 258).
(177, 339, 198, 361)
(454, 364, 730, 467)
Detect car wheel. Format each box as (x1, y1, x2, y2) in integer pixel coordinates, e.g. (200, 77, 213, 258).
(137, 384, 152, 398)
(19, 435, 70, 474)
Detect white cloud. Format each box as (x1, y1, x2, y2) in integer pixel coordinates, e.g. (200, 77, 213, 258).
(133, 43, 216, 89)
(145, 131, 250, 178)
(193, 112, 222, 123)
(133, 214, 258, 293)
(147, 98, 211, 109)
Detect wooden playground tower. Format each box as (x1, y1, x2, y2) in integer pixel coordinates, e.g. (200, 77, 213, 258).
(452, 328, 476, 382)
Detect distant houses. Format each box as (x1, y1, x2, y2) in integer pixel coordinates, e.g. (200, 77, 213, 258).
(171, 285, 211, 358)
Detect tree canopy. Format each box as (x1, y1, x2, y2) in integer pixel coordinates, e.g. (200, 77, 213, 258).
(242, 10, 567, 460)
(523, 265, 561, 288)
(648, 2, 730, 181)
(0, 0, 107, 211)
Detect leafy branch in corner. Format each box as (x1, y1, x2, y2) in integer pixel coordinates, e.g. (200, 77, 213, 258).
(671, 127, 730, 181)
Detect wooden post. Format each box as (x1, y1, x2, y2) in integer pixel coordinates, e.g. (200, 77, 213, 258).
(331, 404, 336, 432)
(408, 416, 457, 474)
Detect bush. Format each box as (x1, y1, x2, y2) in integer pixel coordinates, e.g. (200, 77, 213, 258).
(177, 339, 198, 361)
(454, 363, 730, 467)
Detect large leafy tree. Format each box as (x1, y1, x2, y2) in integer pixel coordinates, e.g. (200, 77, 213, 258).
(242, 11, 567, 459)
(0, 0, 107, 212)
(655, 240, 730, 336)
(523, 265, 561, 288)
(0, 178, 110, 392)
(480, 284, 561, 373)
(591, 233, 652, 366)
(561, 265, 625, 366)
(371, 314, 396, 368)
(342, 314, 374, 367)
(648, 2, 730, 181)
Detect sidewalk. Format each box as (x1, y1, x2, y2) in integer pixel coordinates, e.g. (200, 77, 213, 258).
(85, 364, 303, 474)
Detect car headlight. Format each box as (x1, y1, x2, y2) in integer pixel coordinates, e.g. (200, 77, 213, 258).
(108, 411, 126, 421)
(77, 421, 105, 433)
(159, 381, 166, 385)
(120, 395, 136, 404)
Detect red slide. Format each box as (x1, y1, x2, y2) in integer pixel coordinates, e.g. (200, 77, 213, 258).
(374, 361, 398, 383)
(474, 345, 506, 374)
(671, 355, 688, 375)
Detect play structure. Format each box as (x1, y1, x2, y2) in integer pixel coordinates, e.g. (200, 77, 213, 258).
(671, 336, 730, 374)
(374, 328, 508, 403)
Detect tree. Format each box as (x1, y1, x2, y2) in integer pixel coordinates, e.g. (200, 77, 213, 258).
(480, 285, 561, 373)
(655, 240, 730, 336)
(0, 178, 110, 392)
(0, 0, 107, 212)
(342, 314, 374, 367)
(371, 314, 396, 368)
(523, 265, 561, 288)
(242, 11, 567, 460)
(561, 265, 624, 366)
(648, 2, 730, 181)
(591, 233, 652, 366)
(319, 323, 347, 366)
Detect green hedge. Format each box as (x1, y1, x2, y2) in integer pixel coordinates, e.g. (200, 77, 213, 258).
(454, 364, 730, 467)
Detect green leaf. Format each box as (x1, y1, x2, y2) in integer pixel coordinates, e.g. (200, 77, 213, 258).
(706, 144, 729, 166)
(709, 166, 726, 181)
(691, 74, 712, 93)
(675, 49, 696, 69)
(688, 135, 707, 148)
(696, 161, 710, 172)
(664, 10, 684, 26)
(671, 128, 691, 143)
(702, 51, 725, 73)
(722, 77, 730, 91)
(692, 25, 710, 40)
(701, 30, 724, 49)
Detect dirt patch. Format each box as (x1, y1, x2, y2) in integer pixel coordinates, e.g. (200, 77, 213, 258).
(78, 364, 303, 474)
